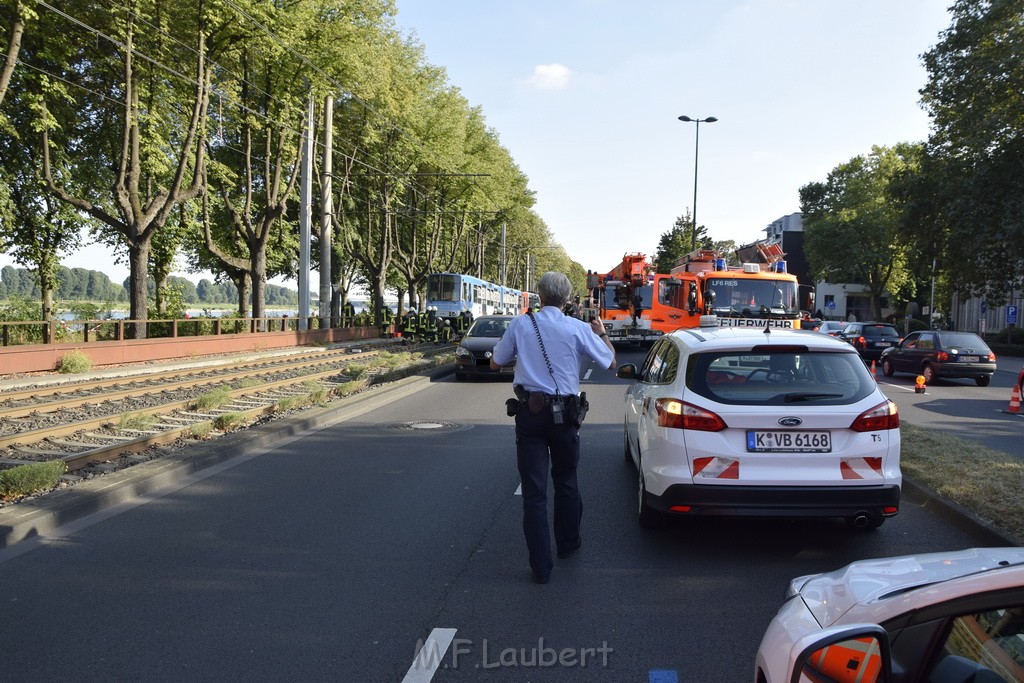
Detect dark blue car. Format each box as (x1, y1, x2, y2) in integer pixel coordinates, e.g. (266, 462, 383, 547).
(880, 330, 996, 386)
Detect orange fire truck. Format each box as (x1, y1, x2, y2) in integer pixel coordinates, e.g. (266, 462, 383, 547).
(587, 245, 807, 343)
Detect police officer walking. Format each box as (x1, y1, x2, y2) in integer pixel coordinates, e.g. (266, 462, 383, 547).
(489, 271, 615, 584)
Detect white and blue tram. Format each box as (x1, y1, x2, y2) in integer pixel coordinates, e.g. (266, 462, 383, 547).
(425, 273, 529, 319)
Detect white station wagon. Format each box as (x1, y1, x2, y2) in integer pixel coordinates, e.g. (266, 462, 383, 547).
(617, 317, 901, 529)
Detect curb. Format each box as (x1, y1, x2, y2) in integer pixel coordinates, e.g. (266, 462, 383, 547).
(901, 478, 1021, 546)
(0, 363, 454, 549)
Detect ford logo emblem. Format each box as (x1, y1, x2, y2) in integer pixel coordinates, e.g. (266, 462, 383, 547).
(778, 417, 803, 427)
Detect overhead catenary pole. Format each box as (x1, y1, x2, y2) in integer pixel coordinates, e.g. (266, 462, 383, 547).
(500, 222, 507, 311)
(320, 95, 333, 328)
(298, 93, 314, 330)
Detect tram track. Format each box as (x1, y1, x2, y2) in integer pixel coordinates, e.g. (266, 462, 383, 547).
(0, 341, 450, 476)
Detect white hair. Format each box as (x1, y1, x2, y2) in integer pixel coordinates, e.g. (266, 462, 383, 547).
(537, 271, 572, 307)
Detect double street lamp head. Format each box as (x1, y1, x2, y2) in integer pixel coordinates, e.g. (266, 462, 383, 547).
(678, 115, 718, 123)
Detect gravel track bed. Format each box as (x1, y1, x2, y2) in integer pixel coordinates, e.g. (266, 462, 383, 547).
(0, 361, 354, 438)
(0, 346, 449, 511)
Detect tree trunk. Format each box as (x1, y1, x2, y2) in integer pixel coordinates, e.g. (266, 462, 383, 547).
(0, 5, 25, 106)
(128, 243, 150, 339)
(250, 250, 267, 329)
(233, 272, 250, 318)
(39, 269, 54, 343)
(396, 287, 406, 316)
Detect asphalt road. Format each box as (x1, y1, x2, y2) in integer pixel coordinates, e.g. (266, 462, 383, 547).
(0, 347, 1005, 682)
(876, 355, 1024, 456)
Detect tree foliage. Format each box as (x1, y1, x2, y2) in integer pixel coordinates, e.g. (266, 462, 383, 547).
(0, 0, 572, 327)
(919, 0, 1024, 301)
(800, 144, 922, 321)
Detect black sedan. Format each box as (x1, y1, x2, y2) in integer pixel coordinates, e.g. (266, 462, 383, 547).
(454, 315, 515, 380)
(880, 330, 997, 386)
(838, 322, 902, 361)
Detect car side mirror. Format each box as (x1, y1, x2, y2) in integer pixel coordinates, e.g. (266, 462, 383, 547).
(792, 625, 890, 683)
(616, 364, 638, 380)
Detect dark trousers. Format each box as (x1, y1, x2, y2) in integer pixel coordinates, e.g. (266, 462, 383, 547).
(515, 406, 582, 578)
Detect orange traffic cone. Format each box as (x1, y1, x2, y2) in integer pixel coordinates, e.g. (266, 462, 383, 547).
(870, 360, 877, 381)
(1010, 384, 1021, 415)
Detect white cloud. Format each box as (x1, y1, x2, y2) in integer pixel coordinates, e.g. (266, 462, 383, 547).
(524, 63, 572, 90)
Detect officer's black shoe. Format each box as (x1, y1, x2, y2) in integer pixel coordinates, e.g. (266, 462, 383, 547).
(557, 540, 581, 559)
(532, 573, 550, 585)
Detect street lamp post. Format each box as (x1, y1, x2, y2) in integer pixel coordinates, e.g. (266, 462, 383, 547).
(677, 115, 717, 251)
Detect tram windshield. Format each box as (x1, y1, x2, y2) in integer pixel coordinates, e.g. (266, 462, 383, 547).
(426, 274, 459, 302)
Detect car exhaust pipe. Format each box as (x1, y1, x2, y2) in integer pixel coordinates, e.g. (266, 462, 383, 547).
(850, 513, 870, 528)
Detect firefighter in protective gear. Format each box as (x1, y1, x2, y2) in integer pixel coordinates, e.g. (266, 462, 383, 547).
(439, 316, 453, 343)
(401, 308, 418, 344)
(454, 310, 471, 340)
(415, 307, 429, 343)
(422, 306, 439, 343)
(379, 305, 393, 338)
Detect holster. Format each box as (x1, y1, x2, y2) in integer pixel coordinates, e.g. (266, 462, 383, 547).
(572, 391, 589, 427)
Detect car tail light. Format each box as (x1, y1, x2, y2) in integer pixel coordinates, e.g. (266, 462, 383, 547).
(936, 351, 949, 361)
(850, 400, 899, 432)
(655, 399, 727, 431)
(988, 352, 997, 361)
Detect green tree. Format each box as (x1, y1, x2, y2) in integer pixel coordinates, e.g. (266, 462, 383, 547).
(800, 144, 923, 321)
(38, 0, 213, 338)
(919, 0, 1024, 301)
(653, 212, 693, 273)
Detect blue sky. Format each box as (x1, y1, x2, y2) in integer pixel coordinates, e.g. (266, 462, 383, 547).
(2, 0, 953, 286)
(394, 0, 952, 274)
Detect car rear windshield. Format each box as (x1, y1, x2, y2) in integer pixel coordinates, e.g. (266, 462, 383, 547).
(937, 332, 991, 352)
(686, 350, 876, 406)
(861, 325, 900, 339)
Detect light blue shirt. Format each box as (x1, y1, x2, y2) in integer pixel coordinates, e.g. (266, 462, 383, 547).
(491, 307, 614, 395)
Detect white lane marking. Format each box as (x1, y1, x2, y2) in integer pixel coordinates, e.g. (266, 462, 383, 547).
(514, 483, 522, 496)
(403, 628, 458, 683)
(583, 368, 593, 380)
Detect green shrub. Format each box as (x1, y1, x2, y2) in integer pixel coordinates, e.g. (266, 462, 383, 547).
(119, 412, 155, 431)
(336, 379, 366, 396)
(0, 461, 67, 501)
(993, 326, 1024, 344)
(191, 387, 232, 410)
(213, 412, 246, 431)
(57, 350, 93, 374)
(187, 423, 213, 439)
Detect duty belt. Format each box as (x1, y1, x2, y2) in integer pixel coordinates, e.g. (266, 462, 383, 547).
(514, 385, 577, 409)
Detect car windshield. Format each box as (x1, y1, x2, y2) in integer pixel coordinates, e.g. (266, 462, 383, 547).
(467, 318, 510, 338)
(686, 350, 876, 405)
(938, 332, 991, 352)
(706, 277, 800, 317)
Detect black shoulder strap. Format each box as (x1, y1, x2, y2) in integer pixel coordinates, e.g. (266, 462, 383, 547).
(527, 311, 560, 397)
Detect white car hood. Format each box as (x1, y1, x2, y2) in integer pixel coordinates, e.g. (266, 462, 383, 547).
(794, 547, 1024, 627)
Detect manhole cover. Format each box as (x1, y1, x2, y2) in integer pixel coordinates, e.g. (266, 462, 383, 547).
(392, 421, 461, 431)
